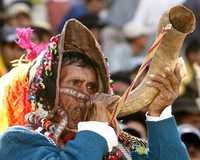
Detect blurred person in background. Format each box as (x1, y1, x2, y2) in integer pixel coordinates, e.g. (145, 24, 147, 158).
(111, 71, 131, 96)
(181, 40, 200, 97)
(31, 25, 53, 44)
(127, 0, 185, 34)
(0, 25, 52, 77)
(79, 14, 105, 43)
(31, 0, 50, 32)
(108, 23, 149, 73)
(120, 112, 147, 139)
(70, 0, 82, 5)
(178, 124, 200, 160)
(103, 0, 140, 28)
(101, 0, 140, 54)
(47, 0, 70, 31)
(123, 0, 186, 57)
(4, 1, 32, 28)
(0, 27, 23, 74)
(173, 96, 200, 129)
(57, 0, 108, 33)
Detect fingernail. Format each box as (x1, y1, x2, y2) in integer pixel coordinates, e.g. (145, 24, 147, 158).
(165, 67, 170, 71)
(149, 74, 155, 78)
(146, 81, 151, 84)
(161, 74, 166, 78)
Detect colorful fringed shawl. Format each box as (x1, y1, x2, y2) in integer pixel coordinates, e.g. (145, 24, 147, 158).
(0, 63, 32, 133)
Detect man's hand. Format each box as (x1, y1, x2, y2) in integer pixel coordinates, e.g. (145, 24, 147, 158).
(87, 93, 120, 122)
(146, 63, 182, 116)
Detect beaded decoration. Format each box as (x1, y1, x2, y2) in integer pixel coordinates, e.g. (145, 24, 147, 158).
(29, 36, 59, 105)
(118, 131, 147, 155)
(26, 110, 71, 143)
(54, 108, 68, 143)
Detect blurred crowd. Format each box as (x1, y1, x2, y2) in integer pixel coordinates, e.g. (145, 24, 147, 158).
(0, 0, 200, 159)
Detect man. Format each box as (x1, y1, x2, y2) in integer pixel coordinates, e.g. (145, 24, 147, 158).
(0, 19, 189, 160)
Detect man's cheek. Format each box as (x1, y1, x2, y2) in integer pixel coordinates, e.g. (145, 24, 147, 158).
(60, 95, 75, 109)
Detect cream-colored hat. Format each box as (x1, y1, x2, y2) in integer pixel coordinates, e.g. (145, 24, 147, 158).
(123, 23, 149, 39)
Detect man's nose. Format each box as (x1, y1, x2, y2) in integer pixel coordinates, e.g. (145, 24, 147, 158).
(78, 84, 88, 95)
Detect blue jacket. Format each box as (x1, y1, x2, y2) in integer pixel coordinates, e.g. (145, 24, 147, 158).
(0, 117, 189, 160)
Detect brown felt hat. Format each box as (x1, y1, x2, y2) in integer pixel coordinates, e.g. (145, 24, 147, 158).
(54, 19, 111, 107)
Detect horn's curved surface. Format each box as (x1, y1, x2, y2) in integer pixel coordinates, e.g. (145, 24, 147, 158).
(119, 5, 196, 117)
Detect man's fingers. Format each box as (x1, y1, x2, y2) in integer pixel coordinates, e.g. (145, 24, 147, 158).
(149, 74, 174, 94)
(107, 95, 120, 105)
(164, 67, 180, 90)
(91, 93, 120, 112)
(107, 95, 120, 112)
(146, 81, 168, 93)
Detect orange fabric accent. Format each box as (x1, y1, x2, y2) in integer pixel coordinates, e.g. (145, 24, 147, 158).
(0, 63, 32, 133)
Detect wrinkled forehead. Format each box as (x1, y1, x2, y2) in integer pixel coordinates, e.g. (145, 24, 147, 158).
(60, 62, 98, 82)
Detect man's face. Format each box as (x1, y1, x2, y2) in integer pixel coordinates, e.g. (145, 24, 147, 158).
(59, 63, 98, 129)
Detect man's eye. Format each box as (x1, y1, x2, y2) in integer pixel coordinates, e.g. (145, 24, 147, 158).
(87, 84, 98, 94)
(72, 80, 81, 86)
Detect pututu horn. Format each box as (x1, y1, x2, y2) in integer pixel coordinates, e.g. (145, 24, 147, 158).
(119, 5, 196, 117)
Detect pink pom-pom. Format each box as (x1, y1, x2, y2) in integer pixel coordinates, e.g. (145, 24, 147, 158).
(26, 42, 48, 61)
(16, 27, 48, 61)
(16, 27, 34, 49)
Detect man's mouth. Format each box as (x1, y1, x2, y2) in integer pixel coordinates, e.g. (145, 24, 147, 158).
(60, 87, 90, 101)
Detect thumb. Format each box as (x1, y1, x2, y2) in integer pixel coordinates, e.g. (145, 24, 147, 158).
(107, 95, 120, 113)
